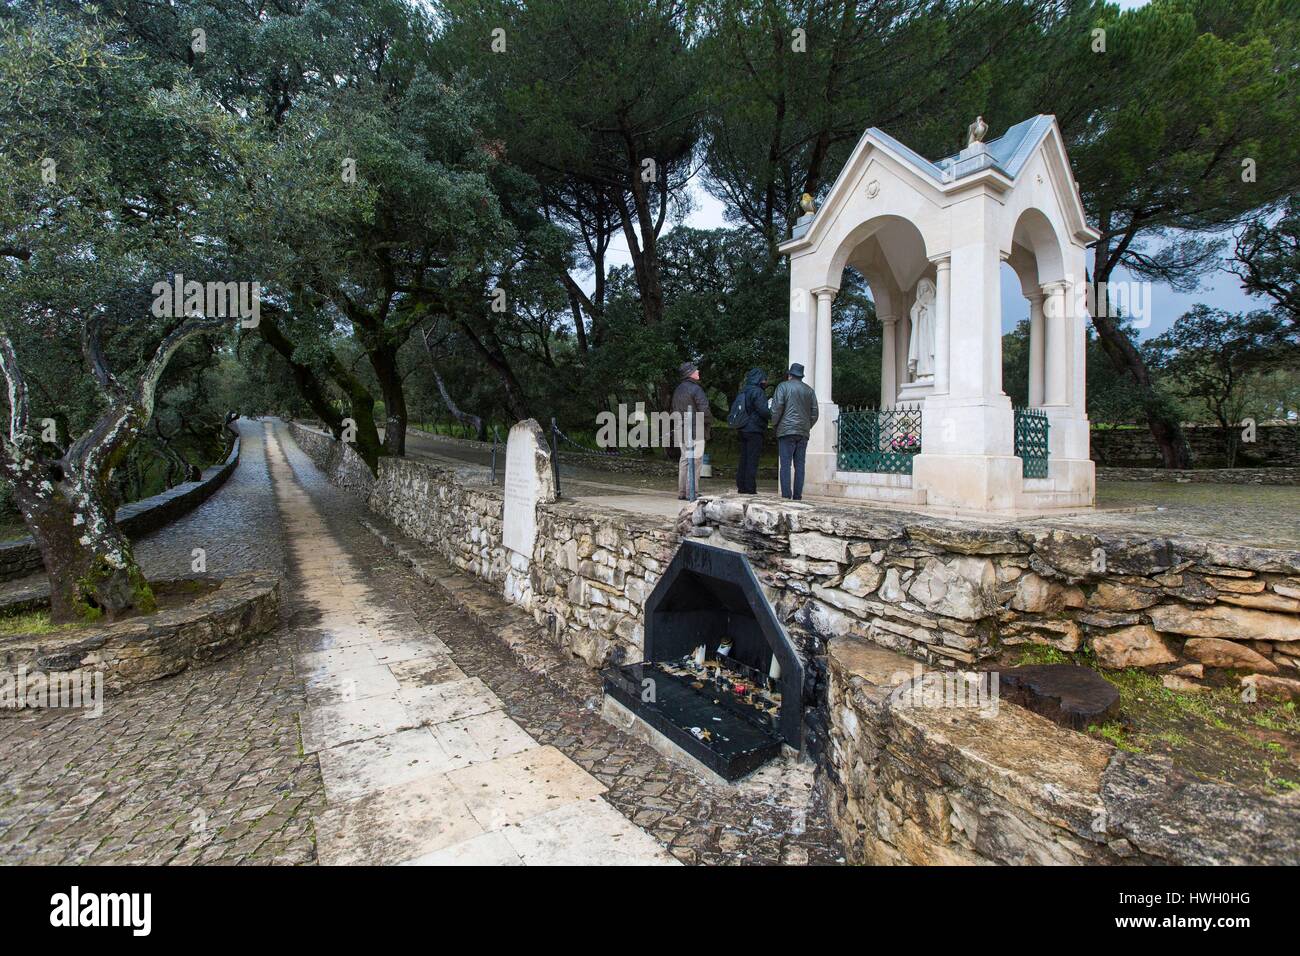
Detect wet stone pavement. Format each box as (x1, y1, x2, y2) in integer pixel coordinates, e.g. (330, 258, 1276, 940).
(0, 421, 322, 864)
(0, 420, 843, 865)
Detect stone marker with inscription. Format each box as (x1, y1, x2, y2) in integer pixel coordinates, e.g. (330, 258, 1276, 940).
(502, 419, 556, 608)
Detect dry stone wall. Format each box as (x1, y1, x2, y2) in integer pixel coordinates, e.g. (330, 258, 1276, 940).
(1091, 423, 1299, 468)
(1096, 465, 1300, 484)
(680, 496, 1300, 706)
(288, 425, 376, 498)
(825, 635, 1300, 865)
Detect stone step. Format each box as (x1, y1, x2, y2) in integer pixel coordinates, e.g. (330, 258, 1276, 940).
(818, 473, 928, 504)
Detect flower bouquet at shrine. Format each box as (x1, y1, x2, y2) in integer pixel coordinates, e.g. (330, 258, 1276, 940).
(889, 430, 922, 455)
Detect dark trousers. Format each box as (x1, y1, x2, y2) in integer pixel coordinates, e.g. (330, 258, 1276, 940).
(735, 431, 763, 493)
(778, 435, 808, 499)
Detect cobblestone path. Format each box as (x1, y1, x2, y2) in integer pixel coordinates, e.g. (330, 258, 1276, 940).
(0, 422, 323, 864)
(0, 419, 842, 865)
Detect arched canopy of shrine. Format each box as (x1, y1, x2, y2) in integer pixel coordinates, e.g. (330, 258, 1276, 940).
(775, 115, 1101, 514)
(780, 114, 1098, 409)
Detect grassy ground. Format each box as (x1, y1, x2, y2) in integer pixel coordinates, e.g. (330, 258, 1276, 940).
(0, 579, 219, 639)
(0, 609, 69, 637)
(1010, 644, 1300, 794)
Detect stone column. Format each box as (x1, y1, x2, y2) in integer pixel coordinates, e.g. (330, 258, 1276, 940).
(943, 214, 1001, 401)
(812, 286, 836, 400)
(1071, 276, 1088, 414)
(895, 313, 911, 393)
(910, 194, 1017, 511)
(788, 281, 816, 390)
(932, 257, 951, 394)
(880, 316, 897, 407)
(1027, 292, 1047, 406)
(804, 286, 840, 492)
(1043, 281, 1069, 406)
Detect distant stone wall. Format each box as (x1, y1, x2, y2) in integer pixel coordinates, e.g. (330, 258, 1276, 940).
(1092, 423, 1300, 468)
(0, 434, 242, 583)
(290, 422, 673, 667)
(1097, 466, 1300, 484)
(288, 425, 376, 498)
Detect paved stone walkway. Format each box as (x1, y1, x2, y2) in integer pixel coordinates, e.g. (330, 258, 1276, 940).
(0, 419, 842, 865)
(264, 423, 676, 865)
(270, 420, 841, 865)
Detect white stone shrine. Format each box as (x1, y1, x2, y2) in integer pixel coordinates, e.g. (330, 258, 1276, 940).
(781, 114, 1097, 512)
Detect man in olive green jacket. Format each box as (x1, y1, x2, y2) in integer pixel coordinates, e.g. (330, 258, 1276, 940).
(770, 363, 819, 500)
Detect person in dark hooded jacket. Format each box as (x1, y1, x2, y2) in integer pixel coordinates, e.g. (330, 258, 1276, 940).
(733, 367, 770, 494)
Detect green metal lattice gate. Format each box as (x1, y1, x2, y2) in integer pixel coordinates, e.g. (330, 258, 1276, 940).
(836, 405, 923, 475)
(1014, 406, 1050, 478)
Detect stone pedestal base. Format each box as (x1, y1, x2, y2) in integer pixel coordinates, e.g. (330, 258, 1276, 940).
(896, 377, 935, 404)
(810, 469, 927, 504)
(1019, 457, 1096, 509)
(799, 395, 1095, 513)
(911, 453, 1024, 511)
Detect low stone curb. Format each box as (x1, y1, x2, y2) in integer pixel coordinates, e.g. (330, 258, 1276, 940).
(1097, 465, 1300, 485)
(0, 569, 281, 695)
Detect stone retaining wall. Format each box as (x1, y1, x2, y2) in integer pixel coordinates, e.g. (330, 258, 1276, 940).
(0, 433, 243, 583)
(1096, 465, 1300, 484)
(290, 422, 672, 667)
(0, 570, 280, 695)
(826, 635, 1299, 865)
(683, 496, 1300, 721)
(1092, 423, 1299, 468)
(289, 425, 377, 498)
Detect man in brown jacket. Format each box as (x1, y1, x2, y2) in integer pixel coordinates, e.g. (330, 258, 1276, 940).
(671, 361, 712, 499)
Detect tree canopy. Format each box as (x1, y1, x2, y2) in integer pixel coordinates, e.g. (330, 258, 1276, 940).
(2, 0, 1299, 613)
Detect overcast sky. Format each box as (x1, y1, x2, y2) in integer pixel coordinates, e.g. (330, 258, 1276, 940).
(592, 0, 1267, 341)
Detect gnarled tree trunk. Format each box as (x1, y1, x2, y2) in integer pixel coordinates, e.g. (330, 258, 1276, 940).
(0, 315, 227, 622)
(369, 342, 407, 457)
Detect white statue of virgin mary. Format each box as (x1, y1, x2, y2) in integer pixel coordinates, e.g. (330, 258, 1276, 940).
(906, 278, 937, 379)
